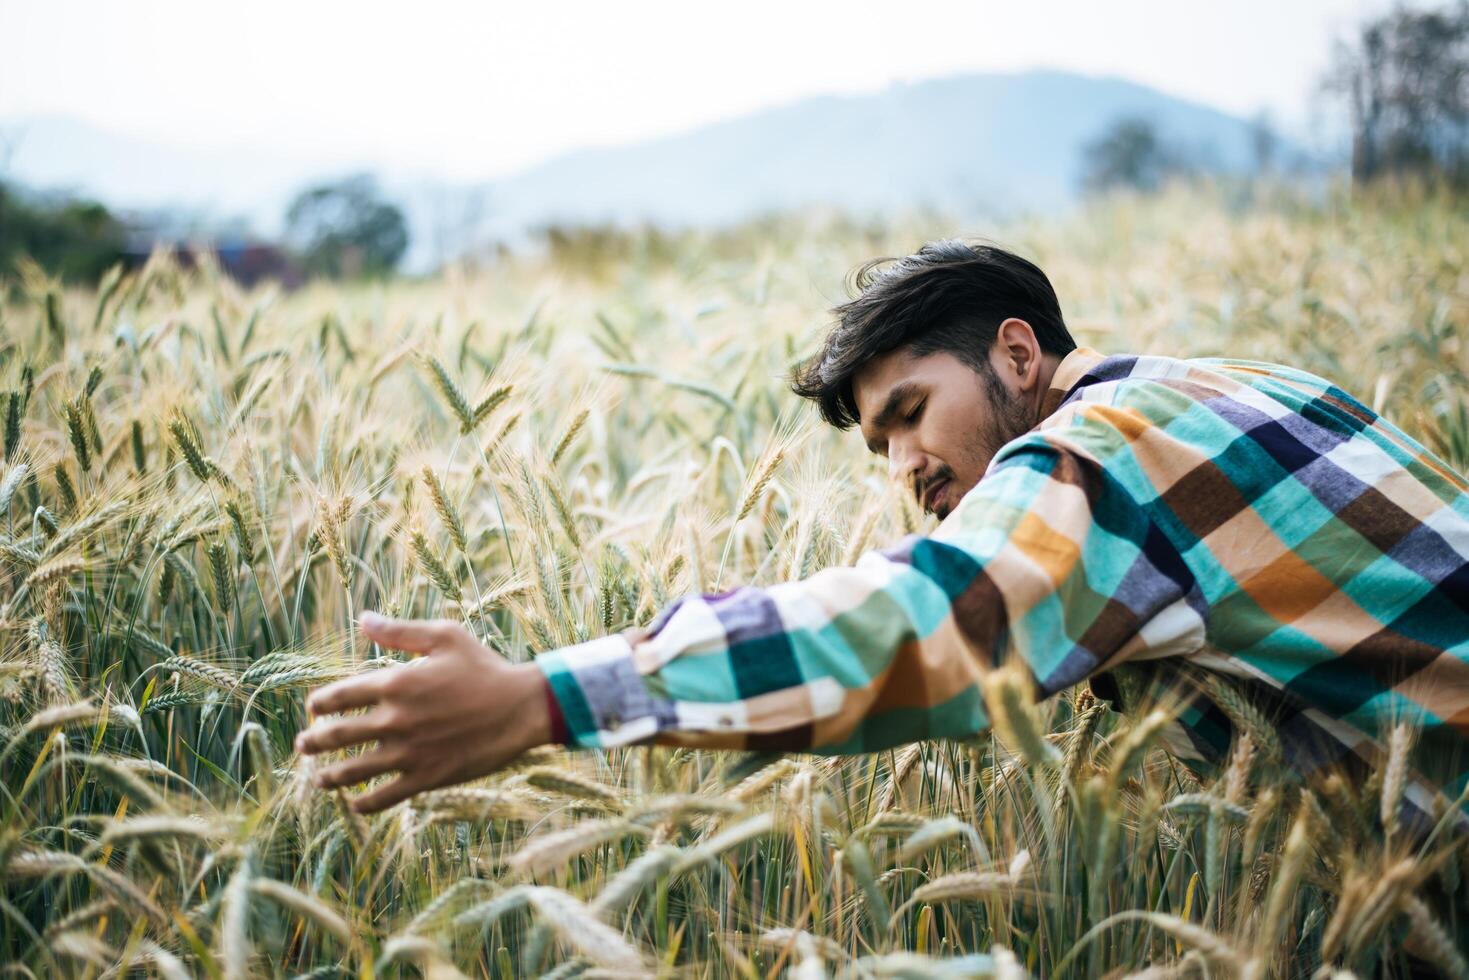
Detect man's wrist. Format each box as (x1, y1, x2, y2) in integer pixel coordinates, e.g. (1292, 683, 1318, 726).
(506, 662, 560, 751)
(538, 666, 569, 745)
(534, 632, 659, 748)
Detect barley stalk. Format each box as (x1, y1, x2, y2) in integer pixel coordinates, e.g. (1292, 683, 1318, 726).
(419, 354, 477, 434)
(674, 813, 776, 873)
(99, 815, 229, 846)
(158, 653, 238, 690)
(551, 407, 590, 466)
(411, 528, 462, 601)
(421, 465, 468, 553)
(523, 766, 622, 807)
(24, 556, 84, 590)
(1380, 723, 1413, 839)
(251, 878, 352, 944)
(208, 539, 235, 610)
(64, 398, 92, 472)
(219, 855, 253, 980)
(734, 450, 784, 523)
(982, 667, 1060, 768)
(0, 461, 30, 513)
(508, 818, 648, 876)
(168, 411, 213, 483)
(1400, 893, 1469, 980)
(896, 816, 988, 864)
(402, 876, 498, 935)
(589, 845, 682, 919)
(415, 787, 539, 824)
(891, 871, 1032, 922)
(525, 886, 646, 970)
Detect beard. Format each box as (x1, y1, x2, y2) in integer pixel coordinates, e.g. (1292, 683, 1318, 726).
(921, 364, 1036, 519)
(975, 362, 1036, 465)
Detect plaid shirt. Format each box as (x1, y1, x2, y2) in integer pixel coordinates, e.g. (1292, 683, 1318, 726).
(536, 347, 1469, 829)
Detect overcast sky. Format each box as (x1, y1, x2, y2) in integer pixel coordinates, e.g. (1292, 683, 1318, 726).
(2, 0, 1390, 182)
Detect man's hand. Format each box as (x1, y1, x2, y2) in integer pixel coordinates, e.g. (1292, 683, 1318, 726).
(295, 611, 553, 814)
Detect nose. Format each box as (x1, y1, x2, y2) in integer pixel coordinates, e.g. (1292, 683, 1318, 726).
(887, 436, 926, 493)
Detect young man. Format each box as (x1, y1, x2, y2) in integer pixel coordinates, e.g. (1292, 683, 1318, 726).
(296, 240, 1469, 833)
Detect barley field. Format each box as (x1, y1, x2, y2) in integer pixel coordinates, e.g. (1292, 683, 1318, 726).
(2, 180, 1468, 978)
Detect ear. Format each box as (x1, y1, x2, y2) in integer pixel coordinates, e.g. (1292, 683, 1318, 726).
(993, 318, 1043, 391)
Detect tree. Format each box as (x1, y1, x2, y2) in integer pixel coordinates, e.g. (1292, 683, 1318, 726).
(0, 182, 126, 283)
(1248, 110, 1280, 176)
(1325, 1, 1469, 187)
(1077, 116, 1194, 196)
(284, 174, 408, 279)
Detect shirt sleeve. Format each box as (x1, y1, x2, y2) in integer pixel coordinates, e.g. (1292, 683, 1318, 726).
(534, 428, 1203, 754)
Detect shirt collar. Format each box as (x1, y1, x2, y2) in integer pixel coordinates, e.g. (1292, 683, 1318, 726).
(1039, 346, 1106, 420)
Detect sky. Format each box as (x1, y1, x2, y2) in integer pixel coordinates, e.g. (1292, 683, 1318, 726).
(0, 0, 1391, 183)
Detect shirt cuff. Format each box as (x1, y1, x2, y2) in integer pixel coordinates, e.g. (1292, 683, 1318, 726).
(533, 632, 669, 748)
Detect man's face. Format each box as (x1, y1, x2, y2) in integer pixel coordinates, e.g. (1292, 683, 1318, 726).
(852, 346, 1035, 520)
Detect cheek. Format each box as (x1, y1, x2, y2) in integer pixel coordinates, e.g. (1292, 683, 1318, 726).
(930, 405, 986, 468)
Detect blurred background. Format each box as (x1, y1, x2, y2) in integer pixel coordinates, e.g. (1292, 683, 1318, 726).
(1, 0, 1464, 286)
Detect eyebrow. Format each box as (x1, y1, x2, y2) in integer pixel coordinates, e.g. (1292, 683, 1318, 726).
(863, 380, 924, 453)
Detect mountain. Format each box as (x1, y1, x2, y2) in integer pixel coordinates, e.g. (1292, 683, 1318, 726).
(478, 69, 1295, 236)
(1, 69, 1315, 267)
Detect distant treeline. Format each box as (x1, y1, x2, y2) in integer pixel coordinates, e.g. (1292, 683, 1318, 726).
(0, 183, 126, 283)
(4, 2, 1465, 288)
(1082, 2, 1469, 196)
(0, 173, 408, 288)
(1328, 0, 1469, 187)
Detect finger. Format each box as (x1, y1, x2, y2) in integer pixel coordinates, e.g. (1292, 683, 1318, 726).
(358, 612, 459, 655)
(306, 671, 391, 716)
(349, 769, 435, 814)
(295, 710, 390, 756)
(315, 746, 407, 791)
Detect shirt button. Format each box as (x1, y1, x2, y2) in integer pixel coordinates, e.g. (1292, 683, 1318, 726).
(605, 712, 621, 729)
(717, 714, 734, 727)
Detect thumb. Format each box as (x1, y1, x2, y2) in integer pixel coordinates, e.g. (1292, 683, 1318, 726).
(358, 612, 463, 655)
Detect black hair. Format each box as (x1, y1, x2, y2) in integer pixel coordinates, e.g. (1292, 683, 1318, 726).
(789, 239, 1076, 429)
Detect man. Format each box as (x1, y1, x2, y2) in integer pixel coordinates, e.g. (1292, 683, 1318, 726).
(296, 239, 1469, 834)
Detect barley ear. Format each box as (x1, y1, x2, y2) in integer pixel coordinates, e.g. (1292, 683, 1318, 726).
(219, 854, 254, 980)
(130, 419, 147, 473)
(422, 465, 468, 553)
(418, 354, 477, 434)
(983, 667, 1060, 768)
(1400, 893, 1469, 980)
(735, 450, 784, 522)
(551, 408, 589, 466)
(1380, 723, 1414, 840)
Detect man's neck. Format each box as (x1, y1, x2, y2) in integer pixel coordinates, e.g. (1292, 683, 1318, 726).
(1031, 352, 1065, 423)
(1035, 346, 1106, 422)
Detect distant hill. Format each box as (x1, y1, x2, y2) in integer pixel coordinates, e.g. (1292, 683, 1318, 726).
(478, 69, 1301, 234)
(1, 69, 1317, 268)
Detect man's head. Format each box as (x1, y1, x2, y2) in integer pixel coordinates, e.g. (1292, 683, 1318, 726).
(790, 239, 1076, 520)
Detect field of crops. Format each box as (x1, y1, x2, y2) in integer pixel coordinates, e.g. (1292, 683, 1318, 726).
(2, 180, 1467, 978)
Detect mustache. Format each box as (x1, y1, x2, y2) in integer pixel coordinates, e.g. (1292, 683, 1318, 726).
(912, 466, 955, 506)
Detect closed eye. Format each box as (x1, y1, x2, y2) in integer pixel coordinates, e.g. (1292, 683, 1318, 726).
(906, 400, 925, 424)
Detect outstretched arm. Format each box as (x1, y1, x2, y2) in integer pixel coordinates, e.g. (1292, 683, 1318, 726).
(537, 438, 1199, 754)
(300, 429, 1198, 812)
